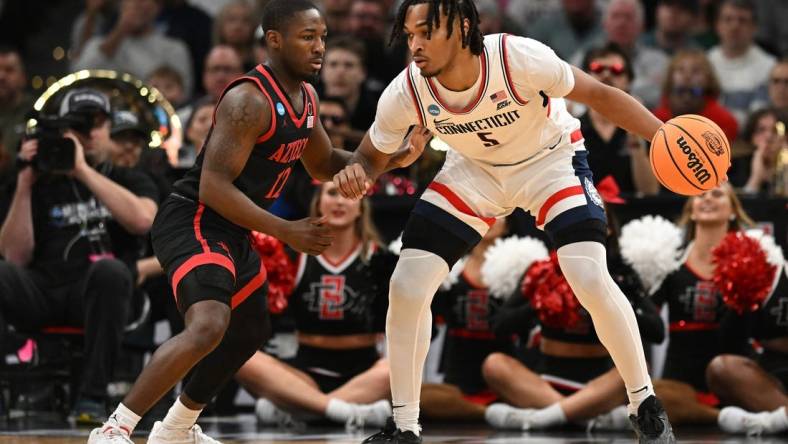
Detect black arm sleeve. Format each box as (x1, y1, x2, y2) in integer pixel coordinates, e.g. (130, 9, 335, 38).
(369, 249, 398, 333)
(611, 257, 666, 343)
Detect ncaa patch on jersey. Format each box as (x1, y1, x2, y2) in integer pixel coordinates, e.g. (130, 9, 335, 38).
(584, 177, 603, 207)
(276, 102, 286, 116)
(428, 104, 440, 116)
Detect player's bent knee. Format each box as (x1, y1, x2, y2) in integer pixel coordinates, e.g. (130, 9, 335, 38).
(184, 302, 231, 354)
(88, 258, 133, 287)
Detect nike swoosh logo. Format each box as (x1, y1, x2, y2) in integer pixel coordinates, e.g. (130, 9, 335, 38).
(434, 118, 451, 124)
(392, 404, 406, 409)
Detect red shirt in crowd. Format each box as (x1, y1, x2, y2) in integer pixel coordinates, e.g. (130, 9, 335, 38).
(652, 96, 739, 143)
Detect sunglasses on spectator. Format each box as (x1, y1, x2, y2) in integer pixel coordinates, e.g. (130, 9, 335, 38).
(321, 115, 346, 125)
(588, 61, 626, 76)
(671, 86, 705, 97)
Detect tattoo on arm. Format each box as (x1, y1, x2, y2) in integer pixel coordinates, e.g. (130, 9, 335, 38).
(228, 101, 256, 128)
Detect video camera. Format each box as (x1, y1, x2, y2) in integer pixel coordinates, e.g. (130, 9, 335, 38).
(19, 113, 98, 173)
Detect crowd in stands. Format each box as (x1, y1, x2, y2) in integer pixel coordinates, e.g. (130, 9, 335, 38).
(0, 0, 786, 437)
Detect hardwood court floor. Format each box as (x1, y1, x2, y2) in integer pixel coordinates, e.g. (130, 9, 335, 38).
(2, 414, 788, 443)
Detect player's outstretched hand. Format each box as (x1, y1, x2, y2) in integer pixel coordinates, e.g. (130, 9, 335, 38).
(282, 216, 334, 256)
(390, 125, 432, 169)
(333, 162, 370, 200)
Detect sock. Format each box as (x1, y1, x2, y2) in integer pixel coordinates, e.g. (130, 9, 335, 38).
(393, 402, 421, 435)
(387, 249, 449, 437)
(627, 384, 656, 415)
(589, 405, 631, 430)
(768, 406, 788, 433)
(161, 397, 202, 430)
(106, 403, 141, 436)
(529, 403, 567, 429)
(557, 242, 654, 415)
(325, 398, 353, 423)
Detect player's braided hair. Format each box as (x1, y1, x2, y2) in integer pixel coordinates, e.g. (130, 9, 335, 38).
(390, 0, 484, 55)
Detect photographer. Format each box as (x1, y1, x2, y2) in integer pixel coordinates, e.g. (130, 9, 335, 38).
(0, 88, 159, 424)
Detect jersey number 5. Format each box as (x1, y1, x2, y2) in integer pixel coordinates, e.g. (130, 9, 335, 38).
(477, 132, 500, 147)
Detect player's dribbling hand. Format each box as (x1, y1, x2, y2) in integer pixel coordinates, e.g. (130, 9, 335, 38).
(333, 163, 370, 200)
(390, 125, 432, 169)
(283, 216, 334, 256)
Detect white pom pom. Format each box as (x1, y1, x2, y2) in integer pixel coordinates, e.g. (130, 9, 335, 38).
(388, 234, 403, 255)
(481, 236, 549, 299)
(620, 215, 683, 293)
(441, 257, 467, 291)
(745, 229, 785, 268)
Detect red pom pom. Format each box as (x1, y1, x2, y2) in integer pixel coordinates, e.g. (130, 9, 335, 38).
(712, 232, 777, 314)
(249, 232, 296, 314)
(521, 252, 582, 328)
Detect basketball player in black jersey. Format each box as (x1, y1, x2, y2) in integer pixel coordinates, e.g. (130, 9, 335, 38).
(89, 1, 431, 443)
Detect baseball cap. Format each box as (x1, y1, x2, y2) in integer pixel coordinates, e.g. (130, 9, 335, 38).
(111, 110, 148, 140)
(58, 87, 111, 117)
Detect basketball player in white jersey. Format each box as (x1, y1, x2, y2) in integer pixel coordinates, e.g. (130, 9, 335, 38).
(333, 1, 675, 443)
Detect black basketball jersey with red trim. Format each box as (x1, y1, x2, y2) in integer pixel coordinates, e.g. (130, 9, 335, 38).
(287, 244, 392, 336)
(173, 65, 316, 211)
(433, 272, 514, 393)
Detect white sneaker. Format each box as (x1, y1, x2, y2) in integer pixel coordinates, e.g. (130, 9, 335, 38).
(587, 405, 632, 432)
(88, 425, 134, 444)
(146, 421, 221, 443)
(254, 398, 305, 429)
(719, 406, 788, 436)
(345, 400, 392, 430)
(485, 403, 537, 430)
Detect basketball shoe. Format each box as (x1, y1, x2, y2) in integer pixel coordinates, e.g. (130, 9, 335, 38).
(87, 424, 134, 444)
(361, 417, 421, 443)
(485, 403, 537, 429)
(628, 395, 676, 443)
(146, 421, 221, 443)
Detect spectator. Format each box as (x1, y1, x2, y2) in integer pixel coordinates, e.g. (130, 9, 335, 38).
(213, 0, 258, 70)
(651, 183, 754, 425)
(72, 0, 194, 95)
(0, 46, 32, 167)
(147, 65, 186, 108)
(653, 49, 739, 142)
(474, 0, 523, 36)
(70, 0, 118, 60)
(107, 110, 149, 167)
(640, 0, 702, 56)
(708, 0, 775, 126)
(201, 45, 244, 103)
(768, 59, 788, 114)
(178, 97, 215, 168)
(527, 0, 603, 59)
(729, 108, 786, 194)
(319, 36, 381, 145)
(484, 200, 665, 431)
(237, 181, 394, 428)
(753, 0, 788, 57)
(348, 0, 405, 84)
(159, 0, 213, 96)
(593, 0, 669, 108)
(322, 0, 353, 35)
(0, 87, 159, 424)
(580, 44, 660, 196)
(319, 95, 351, 149)
(505, 0, 560, 33)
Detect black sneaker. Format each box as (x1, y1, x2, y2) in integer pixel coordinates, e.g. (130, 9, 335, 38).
(629, 395, 676, 443)
(361, 417, 421, 443)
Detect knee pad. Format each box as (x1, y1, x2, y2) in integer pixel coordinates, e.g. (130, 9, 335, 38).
(557, 242, 614, 305)
(388, 249, 449, 314)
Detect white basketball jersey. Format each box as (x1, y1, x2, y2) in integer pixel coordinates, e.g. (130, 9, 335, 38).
(370, 34, 581, 168)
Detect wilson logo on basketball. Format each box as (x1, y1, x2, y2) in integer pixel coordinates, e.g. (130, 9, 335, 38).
(701, 131, 724, 156)
(677, 136, 711, 184)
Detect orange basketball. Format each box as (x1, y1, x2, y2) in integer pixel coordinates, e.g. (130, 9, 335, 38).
(650, 114, 731, 196)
